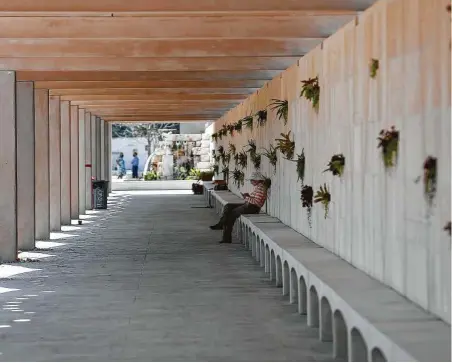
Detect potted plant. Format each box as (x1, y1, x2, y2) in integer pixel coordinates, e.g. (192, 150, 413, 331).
(300, 76, 320, 111)
(247, 139, 257, 156)
(234, 119, 243, 134)
(301, 185, 314, 228)
(275, 131, 295, 160)
(229, 143, 237, 156)
(213, 164, 219, 175)
(295, 149, 306, 185)
(251, 152, 262, 170)
(227, 124, 235, 136)
(370, 59, 379, 79)
(255, 110, 268, 127)
(221, 166, 230, 181)
(423, 156, 437, 206)
(314, 184, 331, 219)
(262, 145, 278, 173)
(223, 152, 231, 165)
(269, 99, 288, 125)
(242, 115, 254, 131)
(323, 154, 346, 177)
(212, 133, 219, 142)
(377, 126, 399, 169)
(232, 169, 245, 188)
(237, 151, 248, 169)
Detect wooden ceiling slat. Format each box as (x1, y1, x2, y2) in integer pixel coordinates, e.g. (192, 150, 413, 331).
(62, 94, 246, 101)
(50, 88, 254, 96)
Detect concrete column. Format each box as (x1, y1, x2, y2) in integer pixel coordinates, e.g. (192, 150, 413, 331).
(108, 123, 112, 193)
(100, 119, 106, 180)
(91, 115, 97, 181)
(70, 104, 79, 220)
(84, 112, 92, 210)
(104, 121, 109, 184)
(60, 100, 71, 226)
(34, 89, 50, 240)
(78, 108, 86, 215)
(0, 71, 17, 262)
(96, 117, 102, 179)
(49, 96, 61, 232)
(16, 81, 35, 251)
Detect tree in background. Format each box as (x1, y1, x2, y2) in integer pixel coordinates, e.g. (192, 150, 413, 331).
(129, 123, 180, 156)
(112, 124, 133, 138)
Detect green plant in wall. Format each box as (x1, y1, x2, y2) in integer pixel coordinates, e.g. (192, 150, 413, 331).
(314, 184, 331, 219)
(251, 152, 262, 170)
(213, 164, 219, 175)
(221, 166, 230, 181)
(423, 156, 437, 206)
(229, 143, 237, 156)
(370, 59, 379, 79)
(255, 110, 268, 127)
(296, 149, 306, 185)
(301, 185, 314, 228)
(262, 145, 278, 174)
(300, 76, 320, 111)
(242, 115, 254, 131)
(234, 119, 243, 134)
(247, 139, 257, 156)
(234, 153, 239, 165)
(269, 99, 288, 125)
(275, 131, 295, 160)
(444, 221, 451, 236)
(223, 152, 231, 165)
(377, 126, 399, 169)
(212, 133, 219, 142)
(232, 168, 245, 188)
(214, 154, 221, 164)
(227, 123, 235, 136)
(237, 151, 248, 170)
(217, 145, 224, 155)
(218, 125, 228, 140)
(323, 154, 346, 177)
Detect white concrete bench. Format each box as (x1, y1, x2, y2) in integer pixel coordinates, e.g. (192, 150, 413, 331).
(210, 190, 245, 215)
(202, 181, 215, 207)
(238, 214, 451, 362)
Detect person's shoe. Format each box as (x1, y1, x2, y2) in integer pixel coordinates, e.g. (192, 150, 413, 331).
(219, 240, 232, 244)
(209, 224, 222, 230)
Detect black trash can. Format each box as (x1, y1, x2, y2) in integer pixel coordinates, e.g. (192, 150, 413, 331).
(92, 180, 109, 209)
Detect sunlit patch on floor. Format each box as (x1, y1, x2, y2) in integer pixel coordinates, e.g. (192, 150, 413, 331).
(0, 265, 40, 279)
(42, 291, 55, 293)
(0, 287, 19, 294)
(50, 232, 78, 240)
(61, 226, 81, 232)
(24, 312, 35, 315)
(24, 295, 38, 297)
(0, 325, 11, 328)
(15, 297, 28, 300)
(36, 241, 67, 249)
(114, 190, 193, 196)
(13, 319, 30, 323)
(18, 252, 55, 260)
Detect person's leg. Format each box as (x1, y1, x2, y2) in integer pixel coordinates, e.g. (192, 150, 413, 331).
(210, 203, 236, 230)
(221, 204, 260, 243)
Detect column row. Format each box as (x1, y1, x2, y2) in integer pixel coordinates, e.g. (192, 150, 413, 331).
(0, 71, 112, 262)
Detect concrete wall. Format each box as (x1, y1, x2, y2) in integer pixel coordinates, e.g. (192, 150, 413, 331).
(213, 0, 451, 323)
(179, 122, 206, 134)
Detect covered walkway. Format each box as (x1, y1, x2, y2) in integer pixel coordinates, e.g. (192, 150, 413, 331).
(0, 192, 334, 362)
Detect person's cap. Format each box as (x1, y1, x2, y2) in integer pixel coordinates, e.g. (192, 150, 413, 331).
(248, 172, 265, 181)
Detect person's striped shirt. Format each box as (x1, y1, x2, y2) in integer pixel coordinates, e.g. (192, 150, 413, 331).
(245, 183, 267, 208)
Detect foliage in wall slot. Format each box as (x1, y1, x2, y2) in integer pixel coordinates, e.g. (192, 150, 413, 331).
(212, 133, 219, 142)
(232, 169, 245, 188)
(247, 139, 257, 156)
(213, 164, 219, 175)
(227, 123, 235, 136)
(370, 59, 379, 79)
(295, 149, 306, 185)
(251, 152, 262, 170)
(234, 119, 243, 134)
(229, 143, 237, 156)
(301, 185, 314, 228)
(300, 76, 320, 111)
(323, 154, 346, 177)
(262, 145, 278, 173)
(314, 184, 331, 219)
(377, 126, 399, 169)
(242, 115, 254, 131)
(255, 110, 268, 127)
(223, 152, 231, 165)
(444, 221, 451, 236)
(237, 151, 248, 170)
(269, 99, 288, 125)
(423, 156, 437, 206)
(214, 154, 221, 164)
(217, 145, 224, 155)
(234, 153, 239, 165)
(221, 166, 230, 181)
(275, 131, 295, 160)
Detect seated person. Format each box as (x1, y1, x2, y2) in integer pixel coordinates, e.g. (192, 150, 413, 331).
(210, 172, 270, 244)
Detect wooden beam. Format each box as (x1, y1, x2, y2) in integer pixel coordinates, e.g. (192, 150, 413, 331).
(103, 116, 215, 122)
(0, 57, 298, 71)
(69, 101, 239, 107)
(0, 15, 355, 38)
(50, 88, 256, 96)
(17, 70, 281, 81)
(35, 80, 266, 89)
(1, 38, 321, 58)
(0, 0, 375, 12)
(63, 94, 245, 102)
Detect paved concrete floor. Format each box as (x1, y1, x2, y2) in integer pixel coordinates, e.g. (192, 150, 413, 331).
(0, 192, 336, 361)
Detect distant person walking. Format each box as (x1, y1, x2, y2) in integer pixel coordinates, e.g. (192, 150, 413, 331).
(116, 152, 126, 179)
(131, 152, 140, 179)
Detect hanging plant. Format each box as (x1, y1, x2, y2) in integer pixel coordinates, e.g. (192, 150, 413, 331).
(217, 146, 224, 155)
(234, 119, 243, 134)
(255, 110, 268, 127)
(214, 154, 221, 164)
(212, 133, 219, 142)
(377, 126, 399, 169)
(301, 185, 314, 228)
(237, 151, 248, 170)
(444, 222, 451, 236)
(370, 59, 379, 79)
(423, 156, 437, 206)
(323, 154, 346, 177)
(275, 131, 295, 160)
(242, 115, 254, 131)
(234, 153, 239, 165)
(213, 164, 219, 175)
(296, 149, 306, 185)
(300, 76, 320, 111)
(227, 124, 235, 136)
(223, 152, 231, 165)
(251, 152, 262, 170)
(269, 99, 288, 125)
(314, 184, 331, 219)
(220, 125, 228, 139)
(229, 143, 237, 156)
(232, 169, 245, 188)
(221, 166, 230, 181)
(247, 139, 257, 156)
(262, 145, 278, 173)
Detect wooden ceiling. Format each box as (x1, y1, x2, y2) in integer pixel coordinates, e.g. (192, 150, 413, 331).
(0, 0, 376, 122)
